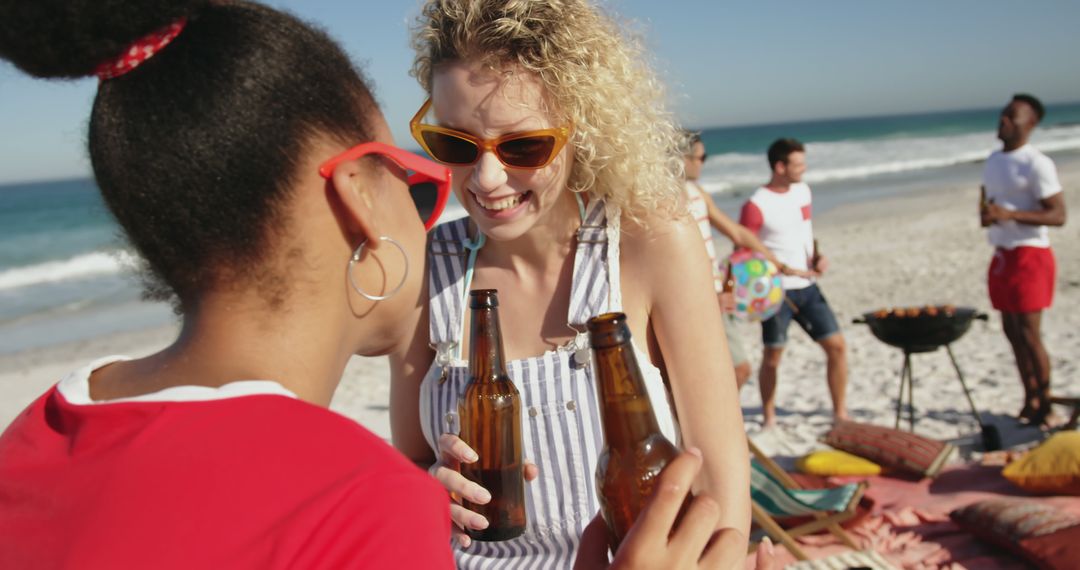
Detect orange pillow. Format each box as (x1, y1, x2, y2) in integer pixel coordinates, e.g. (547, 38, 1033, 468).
(1003, 431, 1080, 495)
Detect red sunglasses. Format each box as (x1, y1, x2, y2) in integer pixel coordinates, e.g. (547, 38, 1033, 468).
(319, 141, 452, 231)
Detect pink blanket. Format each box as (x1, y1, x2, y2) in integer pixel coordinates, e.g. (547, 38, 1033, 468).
(747, 464, 1080, 569)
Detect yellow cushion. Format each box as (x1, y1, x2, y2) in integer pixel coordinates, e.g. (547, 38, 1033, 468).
(1003, 431, 1080, 495)
(796, 450, 882, 477)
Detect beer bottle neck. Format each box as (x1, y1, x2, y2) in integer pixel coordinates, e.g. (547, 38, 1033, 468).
(469, 306, 508, 380)
(593, 342, 662, 446)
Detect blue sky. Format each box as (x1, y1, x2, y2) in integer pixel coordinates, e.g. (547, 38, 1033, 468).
(1, 0, 1078, 184)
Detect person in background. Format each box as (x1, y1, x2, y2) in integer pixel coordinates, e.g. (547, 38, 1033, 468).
(739, 139, 849, 428)
(0, 1, 766, 568)
(391, 0, 751, 567)
(980, 93, 1067, 426)
(682, 131, 809, 388)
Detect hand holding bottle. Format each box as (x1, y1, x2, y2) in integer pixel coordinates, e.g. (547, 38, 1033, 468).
(808, 239, 828, 275)
(430, 433, 540, 548)
(718, 291, 736, 313)
(979, 185, 992, 227)
(573, 449, 776, 570)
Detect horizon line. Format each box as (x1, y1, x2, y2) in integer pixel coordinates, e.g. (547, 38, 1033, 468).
(687, 98, 1080, 132)
(4, 99, 1080, 187)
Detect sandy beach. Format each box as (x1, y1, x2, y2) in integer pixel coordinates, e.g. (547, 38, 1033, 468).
(737, 151, 1080, 464)
(2, 154, 1077, 466)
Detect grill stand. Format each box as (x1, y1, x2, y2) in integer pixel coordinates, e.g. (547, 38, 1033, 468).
(893, 344, 1002, 450)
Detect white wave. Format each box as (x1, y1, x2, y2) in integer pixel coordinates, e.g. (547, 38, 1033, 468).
(699, 180, 734, 195)
(700, 125, 1080, 193)
(0, 250, 138, 291)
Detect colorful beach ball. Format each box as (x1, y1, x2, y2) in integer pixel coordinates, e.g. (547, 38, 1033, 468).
(723, 250, 784, 322)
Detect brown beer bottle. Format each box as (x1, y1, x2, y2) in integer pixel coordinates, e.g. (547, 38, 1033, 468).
(979, 185, 991, 227)
(458, 289, 526, 541)
(722, 257, 736, 294)
(588, 312, 687, 550)
(811, 238, 821, 272)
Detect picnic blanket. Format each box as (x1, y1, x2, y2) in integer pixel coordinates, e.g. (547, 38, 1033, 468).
(745, 464, 1080, 569)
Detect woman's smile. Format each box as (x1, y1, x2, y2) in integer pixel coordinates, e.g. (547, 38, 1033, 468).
(469, 189, 533, 218)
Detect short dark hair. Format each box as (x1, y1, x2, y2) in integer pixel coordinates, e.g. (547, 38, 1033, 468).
(767, 138, 805, 169)
(1012, 93, 1045, 122)
(0, 0, 379, 311)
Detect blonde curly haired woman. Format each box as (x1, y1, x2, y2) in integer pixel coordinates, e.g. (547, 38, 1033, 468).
(389, 1, 750, 566)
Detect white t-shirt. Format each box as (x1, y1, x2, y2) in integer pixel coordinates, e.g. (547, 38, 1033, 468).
(57, 355, 299, 405)
(739, 182, 814, 290)
(982, 144, 1062, 249)
(685, 181, 723, 292)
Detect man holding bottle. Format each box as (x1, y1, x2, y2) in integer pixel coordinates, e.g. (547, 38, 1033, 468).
(682, 131, 803, 389)
(739, 139, 849, 428)
(980, 94, 1067, 426)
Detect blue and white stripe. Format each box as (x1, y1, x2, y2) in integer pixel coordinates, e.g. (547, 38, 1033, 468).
(419, 199, 678, 569)
(749, 461, 860, 517)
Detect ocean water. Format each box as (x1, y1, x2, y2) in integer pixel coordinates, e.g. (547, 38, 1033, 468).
(3, 102, 1079, 354)
(695, 102, 1080, 194)
(0, 178, 166, 354)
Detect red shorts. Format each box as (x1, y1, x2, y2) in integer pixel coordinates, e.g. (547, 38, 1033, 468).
(988, 246, 1055, 313)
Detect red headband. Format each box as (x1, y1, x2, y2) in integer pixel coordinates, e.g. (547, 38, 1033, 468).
(95, 18, 188, 81)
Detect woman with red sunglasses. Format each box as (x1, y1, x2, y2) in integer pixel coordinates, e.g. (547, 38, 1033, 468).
(0, 1, 768, 568)
(0, 1, 456, 567)
(392, 0, 752, 567)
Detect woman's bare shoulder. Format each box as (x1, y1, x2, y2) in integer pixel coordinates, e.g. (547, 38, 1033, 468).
(620, 211, 700, 259)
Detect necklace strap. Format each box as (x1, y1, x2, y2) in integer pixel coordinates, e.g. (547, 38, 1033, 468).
(455, 230, 487, 360)
(455, 194, 591, 360)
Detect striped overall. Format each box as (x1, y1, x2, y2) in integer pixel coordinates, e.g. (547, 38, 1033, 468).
(419, 199, 678, 569)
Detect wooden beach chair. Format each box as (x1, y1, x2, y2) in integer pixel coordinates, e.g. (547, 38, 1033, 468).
(747, 440, 866, 561)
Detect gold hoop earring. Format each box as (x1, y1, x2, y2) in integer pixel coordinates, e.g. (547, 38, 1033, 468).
(347, 236, 409, 302)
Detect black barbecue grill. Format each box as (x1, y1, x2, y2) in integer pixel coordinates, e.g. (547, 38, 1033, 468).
(853, 306, 1001, 450)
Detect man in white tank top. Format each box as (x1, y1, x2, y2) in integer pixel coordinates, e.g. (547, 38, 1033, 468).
(979, 94, 1066, 425)
(681, 132, 796, 389)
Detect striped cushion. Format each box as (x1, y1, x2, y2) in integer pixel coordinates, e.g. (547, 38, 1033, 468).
(823, 420, 955, 477)
(750, 461, 860, 517)
(951, 500, 1080, 541)
(785, 549, 899, 570)
(951, 499, 1080, 568)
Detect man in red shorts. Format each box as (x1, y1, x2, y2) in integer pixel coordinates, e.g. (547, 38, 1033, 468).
(981, 93, 1067, 425)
